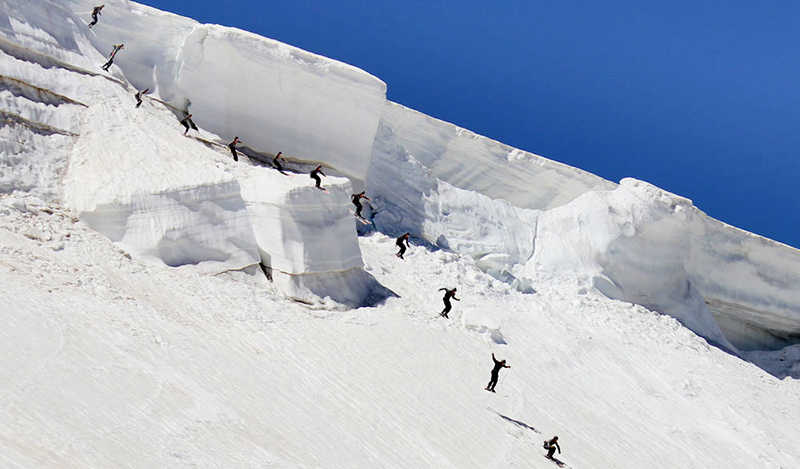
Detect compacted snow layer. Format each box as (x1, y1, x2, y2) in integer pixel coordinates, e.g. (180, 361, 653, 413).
(1, 197, 800, 468)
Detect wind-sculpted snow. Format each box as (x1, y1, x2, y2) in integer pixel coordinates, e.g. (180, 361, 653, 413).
(75, 0, 386, 180)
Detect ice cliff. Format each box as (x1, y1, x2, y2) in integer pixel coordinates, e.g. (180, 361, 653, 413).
(2, 0, 799, 349)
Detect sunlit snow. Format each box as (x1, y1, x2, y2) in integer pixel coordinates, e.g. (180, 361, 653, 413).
(2, 0, 800, 467)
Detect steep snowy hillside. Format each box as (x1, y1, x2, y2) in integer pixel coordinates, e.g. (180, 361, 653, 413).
(2, 197, 800, 468)
(4, 0, 800, 350)
(2, 0, 800, 467)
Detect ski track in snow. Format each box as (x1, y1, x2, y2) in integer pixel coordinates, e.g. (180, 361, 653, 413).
(2, 199, 800, 468)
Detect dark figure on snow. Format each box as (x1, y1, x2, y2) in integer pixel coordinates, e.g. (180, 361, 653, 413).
(134, 88, 148, 108)
(543, 436, 561, 460)
(180, 114, 196, 135)
(438, 287, 460, 318)
(88, 4, 104, 28)
(228, 136, 241, 162)
(351, 191, 371, 218)
(101, 43, 123, 71)
(310, 165, 326, 189)
(273, 151, 285, 172)
(396, 232, 410, 259)
(485, 352, 510, 393)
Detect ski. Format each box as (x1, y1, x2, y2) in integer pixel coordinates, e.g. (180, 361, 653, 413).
(348, 210, 372, 224)
(82, 21, 98, 35)
(543, 455, 567, 468)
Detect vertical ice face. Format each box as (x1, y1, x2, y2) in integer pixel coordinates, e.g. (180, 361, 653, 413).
(526, 179, 800, 351)
(686, 219, 800, 350)
(238, 169, 393, 307)
(379, 102, 617, 211)
(368, 122, 540, 264)
(525, 179, 734, 350)
(238, 171, 363, 276)
(78, 1, 387, 181)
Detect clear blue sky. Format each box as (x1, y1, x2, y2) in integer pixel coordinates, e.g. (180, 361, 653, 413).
(140, 0, 800, 248)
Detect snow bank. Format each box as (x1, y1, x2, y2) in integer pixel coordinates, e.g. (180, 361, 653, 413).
(78, 0, 387, 180)
(62, 90, 260, 272)
(527, 178, 800, 351)
(1, 0, 391, 302)
(238, 169, 393, 306)
(688, 219, 800, 350)
(462, 308, 506, 345)
(367, 122, 540, 291)
(379, 102, 617, 211)
(367, 104, 617, 292)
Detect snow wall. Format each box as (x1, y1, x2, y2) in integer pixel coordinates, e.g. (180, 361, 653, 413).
(2, 0, 800, 348)
(75, 0, 387, 181)
(238, 171, 394, 307)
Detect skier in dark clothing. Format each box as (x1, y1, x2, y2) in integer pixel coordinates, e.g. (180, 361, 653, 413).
(273, 152, 286, 172)
(180, 114, 195, 135)
(134, 88, 148, 108)
(351, 191, 371, 218)
(485, 352, 510, 392)
(396, 232, 410, 259)
(310, 165, 325, 189)
(543, 436, 561, 460)
(88, 5, 104, 28)
(438, 287, 460, 318)
(101, 44, 123, 71)
(228, 136, 241, 162)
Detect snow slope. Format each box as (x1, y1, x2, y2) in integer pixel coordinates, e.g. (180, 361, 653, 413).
(2, 1, 800, 466)
(1, 196, 800, 468)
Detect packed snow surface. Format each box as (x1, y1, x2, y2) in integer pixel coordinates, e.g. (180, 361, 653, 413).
(2, 197, 800, 469)
(2, 0, 800, 466)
